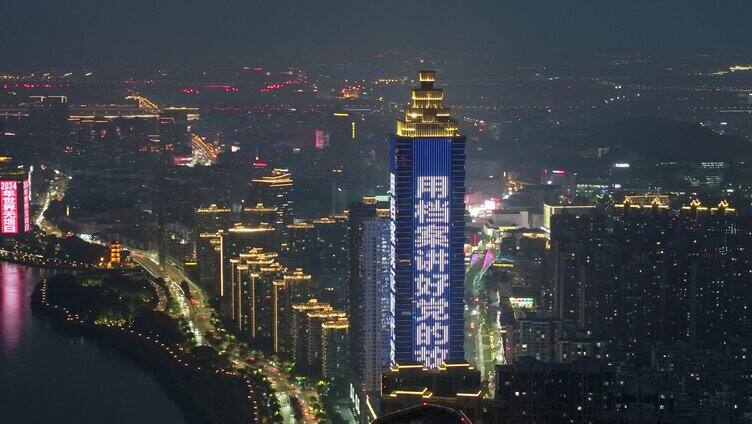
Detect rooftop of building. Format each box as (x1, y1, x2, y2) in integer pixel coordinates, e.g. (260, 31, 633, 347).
(396, 71, 460, 138)
(0, 160, 27, 179)
(373, 404, 471, 424)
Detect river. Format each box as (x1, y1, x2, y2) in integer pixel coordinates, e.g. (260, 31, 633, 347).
(0, 262, 187, 424)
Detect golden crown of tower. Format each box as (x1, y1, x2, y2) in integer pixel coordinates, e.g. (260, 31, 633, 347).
(396, 71, 460, 138)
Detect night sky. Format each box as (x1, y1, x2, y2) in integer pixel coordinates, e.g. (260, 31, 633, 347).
(1, 0, 751, 70)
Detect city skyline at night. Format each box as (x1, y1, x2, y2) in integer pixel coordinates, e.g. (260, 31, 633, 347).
(3, 2, 752, 424)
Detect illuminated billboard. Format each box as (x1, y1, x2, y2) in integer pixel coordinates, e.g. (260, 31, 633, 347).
(0, 177, 30, 236)
(412, 138, 452, 368)
(23, 179, 30, 232)
(1, 181, 18, 234)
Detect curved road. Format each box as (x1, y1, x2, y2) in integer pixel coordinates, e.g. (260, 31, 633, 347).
(128, 249, 320, 424)
(36, 174, 316, 423)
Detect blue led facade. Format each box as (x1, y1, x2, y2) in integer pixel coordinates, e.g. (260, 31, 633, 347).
(390, 135, 465, 368)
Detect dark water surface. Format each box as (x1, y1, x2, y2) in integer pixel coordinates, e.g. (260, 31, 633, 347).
(0, 262, 186, 424)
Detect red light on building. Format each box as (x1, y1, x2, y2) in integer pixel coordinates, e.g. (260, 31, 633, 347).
(1, 181, 18, 234)
(201, 83, 239, 93)
(23, 179, 30, 232)
(552, 169, 566, 175)
(259, 80, 300, 93)
(0, 170, 30, 236)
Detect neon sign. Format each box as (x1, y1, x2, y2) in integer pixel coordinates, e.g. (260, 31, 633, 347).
(1, 181, 18, 234)
(23, 179, 30, 232)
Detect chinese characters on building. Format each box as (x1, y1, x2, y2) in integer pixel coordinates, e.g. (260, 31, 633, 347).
(413, 175, 450, 367)
(389, 173, 397, 365)
(23, 179, 30, 232)
(1, 181, 18, 234)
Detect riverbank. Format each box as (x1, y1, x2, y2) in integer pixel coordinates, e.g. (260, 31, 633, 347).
(0, 230, 107, 271)
(0, 250, 95, 270)
(31, 277, 259, 424)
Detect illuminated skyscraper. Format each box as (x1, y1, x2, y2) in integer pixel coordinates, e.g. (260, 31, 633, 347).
(251, 168, 293, 230)
(311, 215, 349, 305)
(389, 71, 465, 368)
(272, 268, 313, 354)
(0, 163, 32, 237)
(195, 204, 232, 294)
(290, 299, 347, 376)
(228, 247, 286, 346)
(361, 217, 393, 393)
(281, 215, 349, 306)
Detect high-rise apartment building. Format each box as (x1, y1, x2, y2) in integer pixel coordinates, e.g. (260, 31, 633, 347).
(361, 217, 393, 394)
(290, 299, 347, 377)
(251, 168, 293, 230)
(322, 318, 350, 379)
(272, 268, 314, 355)
(495, 357, 615, 423)
(550, 197, 752, 356)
